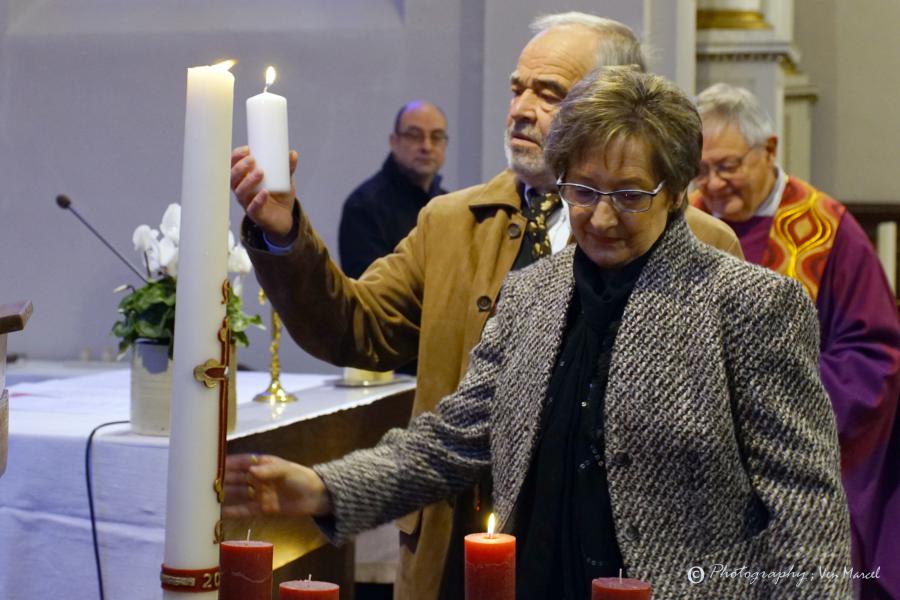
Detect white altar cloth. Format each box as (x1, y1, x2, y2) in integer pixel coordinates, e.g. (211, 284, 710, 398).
(0, 368, 413, 600)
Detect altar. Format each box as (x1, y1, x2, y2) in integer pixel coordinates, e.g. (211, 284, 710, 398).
(0, 364, 414, 599)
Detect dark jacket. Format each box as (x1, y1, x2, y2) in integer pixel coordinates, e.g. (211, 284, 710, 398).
(338, 153, 446, 279)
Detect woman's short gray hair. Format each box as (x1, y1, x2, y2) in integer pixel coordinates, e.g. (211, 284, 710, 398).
(695, 83, 773, 146)
(544, 67, 702, 212)
(531, 12, 646, 72)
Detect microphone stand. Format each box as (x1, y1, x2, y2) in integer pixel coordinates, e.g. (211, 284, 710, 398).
(55, 194, 149, 284)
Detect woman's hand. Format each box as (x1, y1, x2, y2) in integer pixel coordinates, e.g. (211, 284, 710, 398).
(223, 453, 332, 519)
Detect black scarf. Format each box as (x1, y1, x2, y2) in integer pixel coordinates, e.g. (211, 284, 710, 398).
(514, 244, 652, 600)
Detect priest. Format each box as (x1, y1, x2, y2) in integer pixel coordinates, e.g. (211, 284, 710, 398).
(691, 83, 900, 600)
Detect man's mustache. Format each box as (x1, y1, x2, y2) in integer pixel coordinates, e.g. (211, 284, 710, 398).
(507, 122, 543, 145)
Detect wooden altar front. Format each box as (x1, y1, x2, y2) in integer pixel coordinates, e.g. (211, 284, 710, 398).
(0, 300, 32, 478)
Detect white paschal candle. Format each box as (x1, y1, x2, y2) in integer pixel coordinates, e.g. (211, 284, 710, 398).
(162, 60, 234, 600)
(246, 66, 291, 193)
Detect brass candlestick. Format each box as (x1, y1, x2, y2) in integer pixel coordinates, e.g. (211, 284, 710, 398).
(253, 290, 297, 404)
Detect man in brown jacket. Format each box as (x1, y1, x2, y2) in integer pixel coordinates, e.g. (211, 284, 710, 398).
(231, 12, 743, 600)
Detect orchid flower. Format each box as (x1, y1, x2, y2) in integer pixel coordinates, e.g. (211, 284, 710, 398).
(228, 244, 252, 276)
(232, 275, 244, 297)
(116, 203, 262, 358)
(132, 225, 161, 276)
(158, 237, 178, 278)
(132, 204, 249, 282)
(132, 225, 157, 253)
(159, 203, 181, 243)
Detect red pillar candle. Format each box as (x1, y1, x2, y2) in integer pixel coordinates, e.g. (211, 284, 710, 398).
(592, 576, 652, 599)
(464, 514, 515, 600)
(219, 540, 274, 600)
(279, 579, 340, 599)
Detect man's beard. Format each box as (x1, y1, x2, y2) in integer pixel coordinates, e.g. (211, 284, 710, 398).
(503, 123, 554, 187)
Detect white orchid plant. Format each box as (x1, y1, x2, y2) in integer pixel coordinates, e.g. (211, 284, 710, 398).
(112, 203, 263, 358)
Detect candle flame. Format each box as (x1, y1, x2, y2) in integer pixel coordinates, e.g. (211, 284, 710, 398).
(487, 513, 496, 538)
(264, 66, 277, 92)
(211, 59, 236, 72)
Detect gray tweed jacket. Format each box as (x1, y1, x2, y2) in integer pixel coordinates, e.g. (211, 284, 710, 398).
(315, 215, 852, 598)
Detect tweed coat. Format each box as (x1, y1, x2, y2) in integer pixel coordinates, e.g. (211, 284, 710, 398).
(244, 170, 744, 599)
(313, 214, 852, 599)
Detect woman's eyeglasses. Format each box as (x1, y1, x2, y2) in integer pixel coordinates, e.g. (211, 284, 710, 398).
(556, 178, 665, 213)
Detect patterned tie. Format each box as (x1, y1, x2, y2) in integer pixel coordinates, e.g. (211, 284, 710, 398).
(511, 190, 561, 272)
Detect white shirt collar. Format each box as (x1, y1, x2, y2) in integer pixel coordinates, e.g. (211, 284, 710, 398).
(754, 167, 786, 217)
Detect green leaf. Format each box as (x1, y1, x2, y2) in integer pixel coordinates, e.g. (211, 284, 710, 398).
(112, 275, 262, 355)
(231, 330, 250, 348)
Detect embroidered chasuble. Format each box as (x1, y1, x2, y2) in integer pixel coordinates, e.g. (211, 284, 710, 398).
(691, 175, 900, 600)
(757, 177, 843, 301)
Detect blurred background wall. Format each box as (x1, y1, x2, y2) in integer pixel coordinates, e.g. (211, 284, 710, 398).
(1, 0, 896, 373)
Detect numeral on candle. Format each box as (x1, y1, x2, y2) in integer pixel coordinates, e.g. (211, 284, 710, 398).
(202, 572, 221, 589)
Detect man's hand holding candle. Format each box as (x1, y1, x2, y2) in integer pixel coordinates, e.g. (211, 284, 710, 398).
(230, 146, 299, 245)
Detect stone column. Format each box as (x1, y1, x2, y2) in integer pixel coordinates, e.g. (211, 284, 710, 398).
(695, 0, 816, 177)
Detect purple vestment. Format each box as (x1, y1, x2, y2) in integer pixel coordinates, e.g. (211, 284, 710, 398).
(726, 206, 900, 600)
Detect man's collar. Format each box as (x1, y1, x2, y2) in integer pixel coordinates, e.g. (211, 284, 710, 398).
(466, 170, 560, 210)
(754, 166, 786, 217)
(467, 169, 523, 210)
(522, 184, 557, 210)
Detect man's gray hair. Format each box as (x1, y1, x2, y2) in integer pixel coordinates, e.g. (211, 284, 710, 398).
(695, 83, 773, 146)
(531, 12, 646, 72)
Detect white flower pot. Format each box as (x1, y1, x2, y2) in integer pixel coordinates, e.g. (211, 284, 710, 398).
(130, 340, 172, 436)
(130, 339, 237, 436)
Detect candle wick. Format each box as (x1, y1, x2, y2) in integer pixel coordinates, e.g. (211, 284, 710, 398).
(619, 568, 623, 582)
(246, 529, 251, 541)
(264, 84, 269, 93)
(307, 573, 312, 581)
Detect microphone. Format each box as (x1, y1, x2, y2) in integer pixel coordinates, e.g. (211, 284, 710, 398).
(55, 194, 150, 283)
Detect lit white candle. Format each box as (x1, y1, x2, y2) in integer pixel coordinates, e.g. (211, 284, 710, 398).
(246, 66, 291, 193)
(162, 59, 235, 600)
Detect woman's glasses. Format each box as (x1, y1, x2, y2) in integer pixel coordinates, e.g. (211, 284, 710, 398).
(556, 179, 665, 213)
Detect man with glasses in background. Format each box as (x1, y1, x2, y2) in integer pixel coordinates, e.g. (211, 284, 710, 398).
(691, 82, 900, 600)
(338, 100, 449, 279)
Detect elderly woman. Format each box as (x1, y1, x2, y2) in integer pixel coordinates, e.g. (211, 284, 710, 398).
(225, 69, 851, 598)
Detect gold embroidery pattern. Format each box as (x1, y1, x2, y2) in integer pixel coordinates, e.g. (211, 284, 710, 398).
(766, 179, 843, 302)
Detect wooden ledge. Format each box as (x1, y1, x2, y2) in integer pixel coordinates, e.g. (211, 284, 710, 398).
(0, 300, 33, 335)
